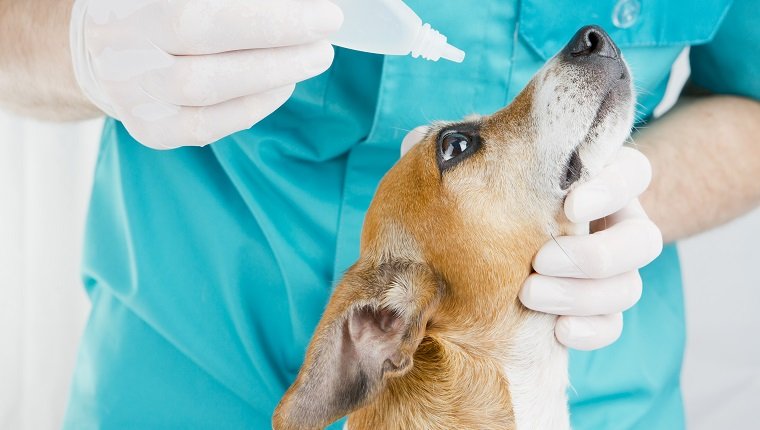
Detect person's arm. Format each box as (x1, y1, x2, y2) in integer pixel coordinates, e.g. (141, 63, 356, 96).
(638, 0, 760, 242)
(1, 0, 343, 149)
(0, 0, 99, 120)
(637, 94, 760, 243)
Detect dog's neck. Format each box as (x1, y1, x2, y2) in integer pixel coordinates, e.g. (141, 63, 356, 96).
(429, 303, 571, 430)
(343, 220, 572, 429)
(347, 284, 570, 430)
(501, 311, 570, 430)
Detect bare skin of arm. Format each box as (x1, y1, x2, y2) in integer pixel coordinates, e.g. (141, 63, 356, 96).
(0, 0, 99, 120)
(636, 95, 760, 243)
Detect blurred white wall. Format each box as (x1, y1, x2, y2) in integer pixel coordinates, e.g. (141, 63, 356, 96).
(681, 209, 760, 429)
(0, 114, 100, 430)
(0, 50, 757, 430)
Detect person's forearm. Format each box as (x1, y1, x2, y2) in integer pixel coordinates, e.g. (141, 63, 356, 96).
(0, 0, 99, 120)
(636, 94, 760, 243)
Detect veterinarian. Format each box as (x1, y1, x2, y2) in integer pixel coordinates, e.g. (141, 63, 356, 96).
(1, 0, 758, 429)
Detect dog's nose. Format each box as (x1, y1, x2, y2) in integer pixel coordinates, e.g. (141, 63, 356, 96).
(565, 25, 619, 59)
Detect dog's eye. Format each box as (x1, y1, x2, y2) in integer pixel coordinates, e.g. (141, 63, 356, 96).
(440, 132, 471, 161)
(436, 125, 482, 172)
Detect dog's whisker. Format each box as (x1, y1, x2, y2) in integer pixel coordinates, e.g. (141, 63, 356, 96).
(550, 231, 591, 278)
(632, 84, 654, 97)
(392, 127, 416, 134)
(568, 383, 579, 397)
(418, 109, 436, 126)
(633, 110, 648, 123)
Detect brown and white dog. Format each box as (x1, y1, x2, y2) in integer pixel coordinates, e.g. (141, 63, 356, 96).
(273, 25, 635, 430)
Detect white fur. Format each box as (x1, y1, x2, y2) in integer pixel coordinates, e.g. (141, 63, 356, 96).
(530, 56, 636, 203)
(501, 312, 570, 430)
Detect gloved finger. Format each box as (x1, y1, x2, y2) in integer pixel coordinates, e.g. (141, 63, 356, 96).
(400, 126, 430, 155)
(121, 84, 295, 149)
(87, 29, 176, 84)
(86, 35, 180, 119)
(150, 0, 344, 55)
(534, 200, 663, 278)
(565, 146, 652, 223)
(520, 270, 642, 316)
(139, 42, 334, 107)
(555, 313, 623, 351)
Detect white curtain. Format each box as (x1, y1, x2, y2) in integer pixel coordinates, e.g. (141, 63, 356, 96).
(0, 112, 100, 430)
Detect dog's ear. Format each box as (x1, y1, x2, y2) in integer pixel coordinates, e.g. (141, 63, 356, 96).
(273, 260, 443, 430)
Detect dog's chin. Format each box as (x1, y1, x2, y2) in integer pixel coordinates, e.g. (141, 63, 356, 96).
(573, 78, 635, 181)
(530, 52, 634, 189)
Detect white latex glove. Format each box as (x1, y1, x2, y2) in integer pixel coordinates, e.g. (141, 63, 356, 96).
(70, 0, 343, 149)
(401, 129, 663, 351)
(519, 146, 663, 350)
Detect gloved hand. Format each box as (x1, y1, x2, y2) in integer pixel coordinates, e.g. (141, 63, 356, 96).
(401, 129, 663, 351)
(70, 0, 343, 149)
(519, 146, 663, 350)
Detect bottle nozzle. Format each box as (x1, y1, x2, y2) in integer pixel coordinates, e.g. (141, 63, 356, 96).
(440, 42, 465, 63)
(411, 23, 466, 63)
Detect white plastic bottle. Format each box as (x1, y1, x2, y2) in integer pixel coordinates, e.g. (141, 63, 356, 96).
(328, 0, 465, 63)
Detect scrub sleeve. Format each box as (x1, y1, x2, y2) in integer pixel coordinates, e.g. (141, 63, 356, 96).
(63, 1, 738, 429)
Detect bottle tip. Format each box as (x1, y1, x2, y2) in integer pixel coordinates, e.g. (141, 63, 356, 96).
(440, 43, 466, 63)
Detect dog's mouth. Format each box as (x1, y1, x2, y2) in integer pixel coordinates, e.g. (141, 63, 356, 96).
(560, 149, 582, 190)
(590, 88, 616, 128)
(562, 83, 624, 187)
(554, 26, 633, 191)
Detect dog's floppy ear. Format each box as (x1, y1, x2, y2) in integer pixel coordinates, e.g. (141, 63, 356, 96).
(273, 259, 443, 430)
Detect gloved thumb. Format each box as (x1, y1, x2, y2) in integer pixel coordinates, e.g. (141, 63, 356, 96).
(400, 125, 430, 156)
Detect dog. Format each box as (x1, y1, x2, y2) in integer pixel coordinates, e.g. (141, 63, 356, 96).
(273, 25, 635, 430)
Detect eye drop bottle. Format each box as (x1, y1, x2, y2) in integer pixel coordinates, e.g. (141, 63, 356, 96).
(328, 0, 465, 63)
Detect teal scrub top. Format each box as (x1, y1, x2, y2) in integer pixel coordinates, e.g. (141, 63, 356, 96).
(64, 0, 759, 429)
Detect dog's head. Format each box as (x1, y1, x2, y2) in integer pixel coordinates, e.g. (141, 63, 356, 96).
(274, 25, 635, 430)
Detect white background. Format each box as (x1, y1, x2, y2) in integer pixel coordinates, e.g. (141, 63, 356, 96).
(1, 53, 758, 429)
